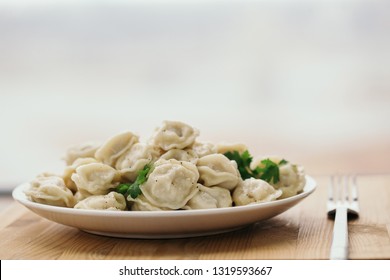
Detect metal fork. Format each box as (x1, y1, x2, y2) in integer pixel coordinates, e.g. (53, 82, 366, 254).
(327, 175, 360, 260)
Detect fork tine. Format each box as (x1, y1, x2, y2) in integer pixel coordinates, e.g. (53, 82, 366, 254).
(343, 175, 349, 203)
(351, 175, 359, 202)
(327, 175, 336, 217)
(337, 174, 344, 205)
(328, 175, 334, 201)
(349, 174, 360, 217)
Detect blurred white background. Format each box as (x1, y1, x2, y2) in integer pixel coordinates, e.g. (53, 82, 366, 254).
(1, 0, 389, 189)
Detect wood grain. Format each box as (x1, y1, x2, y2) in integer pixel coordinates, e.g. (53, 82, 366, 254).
(0, 175, 389, 260)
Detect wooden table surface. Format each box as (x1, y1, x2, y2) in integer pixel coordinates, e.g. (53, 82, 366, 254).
(0, 175, 389, 260)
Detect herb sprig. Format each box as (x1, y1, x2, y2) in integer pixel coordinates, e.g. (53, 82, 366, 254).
(115, 163, 153, 199)
(224, 150, 288, 184)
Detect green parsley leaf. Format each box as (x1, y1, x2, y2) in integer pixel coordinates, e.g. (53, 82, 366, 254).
(116, 183, 131, 195)
(224, 150, 289, 184)
(279, 159, 288, 165)
(258, 159, 280, 184)
(115, 163, 153, 199)
(224, 150, 254, 179)
(128, 183, 142, 199)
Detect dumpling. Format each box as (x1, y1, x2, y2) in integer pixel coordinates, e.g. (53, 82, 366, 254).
(74, 191, 88, 204)
(139, 159, 199, 209)
(151, 120, 199, 151)
(95, 131, 139, 166)
(276, 163, 305, 198)
(71, 162, 119, 196)
(25, 175, 75, 207)
(128, 194, 172, 211)
(191, 141, 217, 158)
(216, 142, 248, 155)
(160, 149, 198, 164)
(63, 157, 98, 193)
(233, 178, 282, 206)
(183, 184, 232, 210)
(63, 142, 100, 165)
(115, 143, 161, 182)
(196, 154, 240, 190)
(250, 156, 306, 199)
(74, 192, 127, 211)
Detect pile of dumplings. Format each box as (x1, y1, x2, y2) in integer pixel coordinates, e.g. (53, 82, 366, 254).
(25, 121, 306, 211)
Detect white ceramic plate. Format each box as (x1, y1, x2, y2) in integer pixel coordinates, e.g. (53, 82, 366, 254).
(12, 176, 316, 239)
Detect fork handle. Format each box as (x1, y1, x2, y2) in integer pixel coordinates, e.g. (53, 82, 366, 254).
(330, 206, 349, 260)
